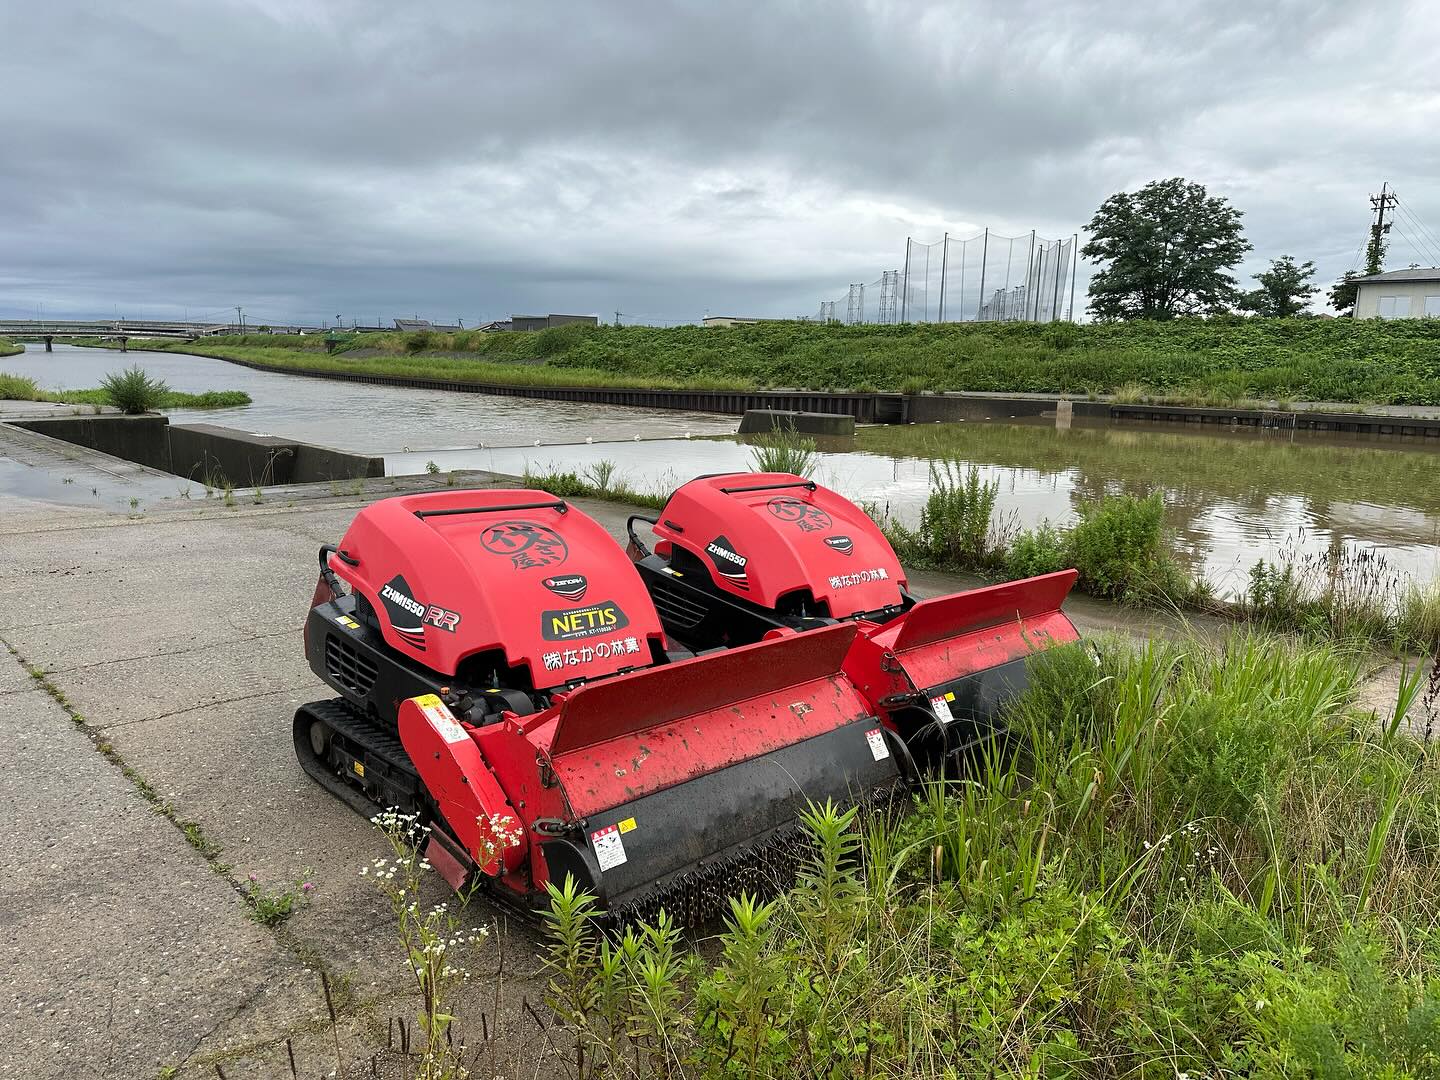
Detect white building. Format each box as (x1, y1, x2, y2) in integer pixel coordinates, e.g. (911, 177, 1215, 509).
(1352, 268, 1440, 319)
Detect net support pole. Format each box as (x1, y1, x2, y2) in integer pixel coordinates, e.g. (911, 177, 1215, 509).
(938, 232, 948, 322)
(901, 237, 911, 323)
(1050, 238, 1064, 323)
(1026, 230, 1037, 321)
(1069, 232, 1079, 321)
(976, 229, 989, 321)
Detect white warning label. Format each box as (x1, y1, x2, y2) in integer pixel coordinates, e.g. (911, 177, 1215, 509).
(930, 695, 955, 725)
(865, 728, 890, 761)
(421, 701, 470, 744)
(591, 824, 628, 872)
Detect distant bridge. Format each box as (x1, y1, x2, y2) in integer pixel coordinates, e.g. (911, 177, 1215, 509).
(0, 319, 324, 351)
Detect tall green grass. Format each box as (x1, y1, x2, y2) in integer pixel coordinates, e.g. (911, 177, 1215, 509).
(746, 427, 820, 477)
(0, 372, 42, 400)
(534, 632, 1440, 1077)
(0, 338, 23, 358)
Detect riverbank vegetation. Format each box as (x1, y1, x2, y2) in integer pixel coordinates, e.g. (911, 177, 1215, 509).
(876, 459, 1440, 655)
(0, 366, 250, 412)
(85, 315, 1440, 405)
(0, 338, 23, 358)
(516, 632, 1440, 1077)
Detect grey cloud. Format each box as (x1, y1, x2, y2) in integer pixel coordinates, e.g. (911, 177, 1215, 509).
(2, 0, 1437, 323)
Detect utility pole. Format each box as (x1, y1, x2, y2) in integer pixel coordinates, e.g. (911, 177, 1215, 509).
(235, 306, 244, 333)
(1366, 181, 1397, 276)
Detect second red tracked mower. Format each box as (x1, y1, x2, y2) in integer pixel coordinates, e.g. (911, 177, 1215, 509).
(295, 489, 904, 921)
(627, 473, 1081, 774)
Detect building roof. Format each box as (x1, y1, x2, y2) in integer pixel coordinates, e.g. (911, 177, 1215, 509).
(1353, 268, 1440, 284)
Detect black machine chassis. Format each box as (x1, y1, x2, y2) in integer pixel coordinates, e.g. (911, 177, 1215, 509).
(306, 593, 454, 723)
(633, 551, 913, 649)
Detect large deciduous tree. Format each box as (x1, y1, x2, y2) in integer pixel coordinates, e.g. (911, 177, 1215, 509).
(1082, 178, 1251, 320)
(1239, 256, 1320, 317)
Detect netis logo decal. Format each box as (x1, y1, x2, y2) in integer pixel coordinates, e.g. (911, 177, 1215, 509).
(705, 535, 749, 591)
(542, 601, 629, 641)
(824, 535, 854, 556)
(542, 574, 588, 602)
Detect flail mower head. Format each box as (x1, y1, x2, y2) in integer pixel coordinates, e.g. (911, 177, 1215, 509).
(294, 489, 903, 920)
(627, 472, 1081, 773)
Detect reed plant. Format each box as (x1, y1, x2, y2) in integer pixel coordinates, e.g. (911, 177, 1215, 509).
(746, 426, 820, 477)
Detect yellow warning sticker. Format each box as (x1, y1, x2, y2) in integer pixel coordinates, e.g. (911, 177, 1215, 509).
(352, 760, 366, 778)
(944, 691, 956, 702)
(335, 615, 360, 630)
(618, 817, 637, 834)
(413, 693, 442, 708)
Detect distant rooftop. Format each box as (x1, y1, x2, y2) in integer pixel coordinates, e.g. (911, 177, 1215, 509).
(1352, 267, 1440, 284)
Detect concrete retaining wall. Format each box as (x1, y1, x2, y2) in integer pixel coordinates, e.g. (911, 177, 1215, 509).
(736, 409, 856, 436)
(12, 414, 173, 471)
(15, 415, 384, 486)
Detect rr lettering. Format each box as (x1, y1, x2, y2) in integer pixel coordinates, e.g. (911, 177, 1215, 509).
(424, 606, 461, 632)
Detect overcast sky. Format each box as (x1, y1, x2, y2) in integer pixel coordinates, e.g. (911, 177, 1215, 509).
(3, 0, 1438, 326)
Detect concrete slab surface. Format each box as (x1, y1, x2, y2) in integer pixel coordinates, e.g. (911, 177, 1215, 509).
(0, 682, 302, 1080)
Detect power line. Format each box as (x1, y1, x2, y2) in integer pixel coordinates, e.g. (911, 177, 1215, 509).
(1391, 220, 1440, 268)
(1392, 197, 1440, 265)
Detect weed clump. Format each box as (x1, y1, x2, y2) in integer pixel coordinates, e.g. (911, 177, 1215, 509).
(747, 426, 819, 477)
(99, 365, 171, 413)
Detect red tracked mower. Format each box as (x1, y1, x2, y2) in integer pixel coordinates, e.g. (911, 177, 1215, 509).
(294, 489, 904, 921)
(626, 473, 1081, 774)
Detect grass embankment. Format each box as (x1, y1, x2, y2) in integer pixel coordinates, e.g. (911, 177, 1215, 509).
(0, 370, 250, 411)
(524, 633, 1440, 1076)
(0, 338, 23, 358)
(103, 317, 1440, 404)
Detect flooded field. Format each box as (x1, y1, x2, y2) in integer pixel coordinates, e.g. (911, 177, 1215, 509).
(402, 420, 1440, 598)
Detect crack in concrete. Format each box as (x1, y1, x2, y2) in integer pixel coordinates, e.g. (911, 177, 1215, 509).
(95, 680, 322, 731)
(39, 624, 295, 676)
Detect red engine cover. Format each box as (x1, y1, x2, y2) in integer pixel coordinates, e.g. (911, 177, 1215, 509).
(652, 473, 906, 616)
(329, 489, 664, 687)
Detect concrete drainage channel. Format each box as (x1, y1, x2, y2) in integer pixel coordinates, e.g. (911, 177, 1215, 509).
(8, 414, 384, 487)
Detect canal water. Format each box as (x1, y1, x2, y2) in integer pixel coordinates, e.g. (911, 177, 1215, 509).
(5, 344, 1439, 596)
(5, 344, 739, 450)
(402, 421, 1440, 598)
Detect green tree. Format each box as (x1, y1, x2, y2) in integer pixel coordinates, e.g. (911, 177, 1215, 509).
(1239, 256, 1320, 317)
(1082, 177, 1251, 320)
(1329, 270, 1361, 316)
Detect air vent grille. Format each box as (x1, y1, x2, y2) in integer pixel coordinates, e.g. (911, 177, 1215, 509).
(326, 634, 378, 696)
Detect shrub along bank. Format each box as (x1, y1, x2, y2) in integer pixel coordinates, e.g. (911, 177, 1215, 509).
(0, 338, 22, 358)
(89, 315, 1440, 404)
(872, 459, 1440, 655)
(524, 633, 1440, 1077)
